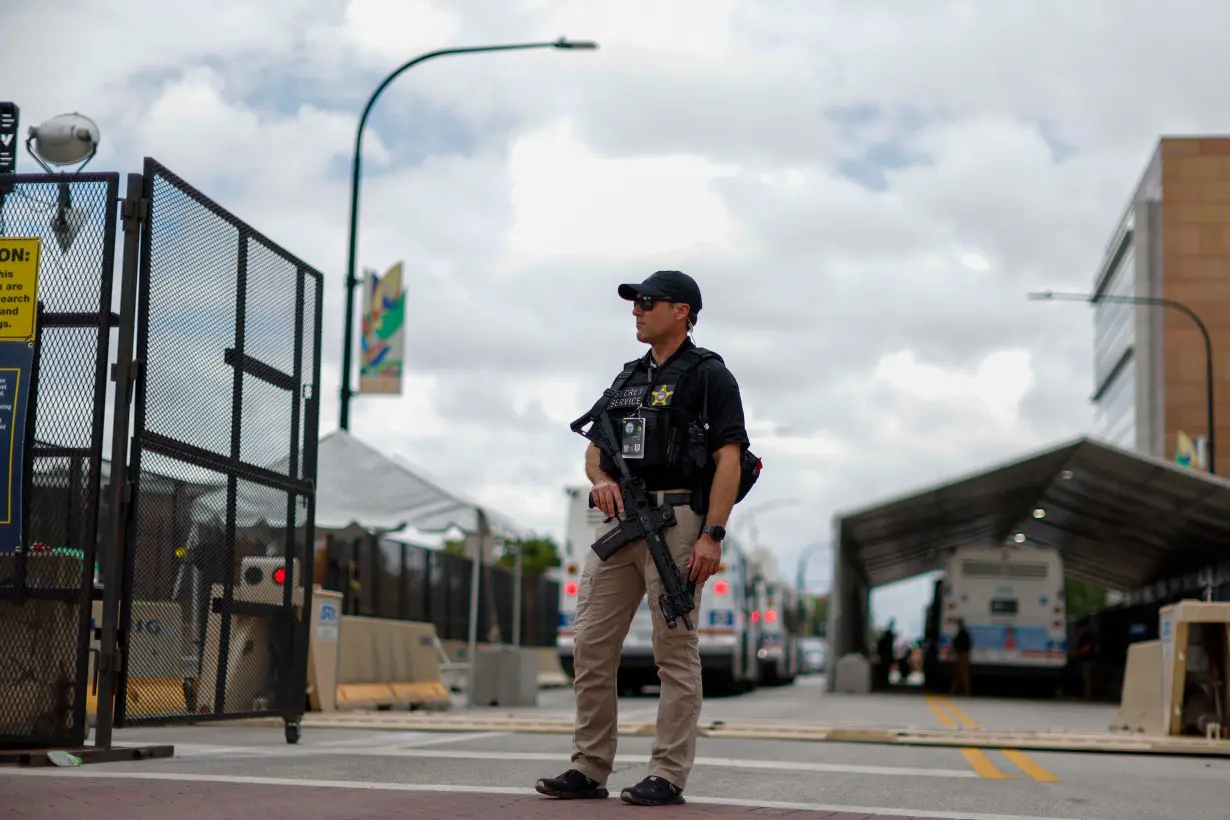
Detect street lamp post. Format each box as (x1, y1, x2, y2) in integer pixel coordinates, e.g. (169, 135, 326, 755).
(338, 38, 598, 430)
(732, 496, 798, 547)
(795, 540, 830, 595)
(1029, 289, 1215, 474)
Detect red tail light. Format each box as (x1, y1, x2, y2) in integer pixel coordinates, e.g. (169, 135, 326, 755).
(713, 580, 730, 595)
(765, 609, 778, 623)
(565, 582, 579, 596)
(273, 567, 287, 585)
(750, 610, 760, 623)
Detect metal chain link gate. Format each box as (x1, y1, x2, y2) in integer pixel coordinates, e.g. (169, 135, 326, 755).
(107, 160, 322, 740)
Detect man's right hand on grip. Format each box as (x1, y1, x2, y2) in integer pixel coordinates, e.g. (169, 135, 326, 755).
(589, 479, 624, 519)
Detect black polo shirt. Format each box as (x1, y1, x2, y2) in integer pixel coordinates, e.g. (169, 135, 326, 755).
(598, 338, 750, 493)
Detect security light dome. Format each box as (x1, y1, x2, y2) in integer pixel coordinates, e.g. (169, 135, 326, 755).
(28, 112, 99, 166)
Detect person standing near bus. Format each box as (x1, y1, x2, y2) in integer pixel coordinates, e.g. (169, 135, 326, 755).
(950, 619, 972, 696)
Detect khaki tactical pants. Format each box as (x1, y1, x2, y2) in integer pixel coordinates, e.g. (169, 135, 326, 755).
(569, 490, 705, 789)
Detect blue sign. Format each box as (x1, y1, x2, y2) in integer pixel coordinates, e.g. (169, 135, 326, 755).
(0, 339, 32, 555)
(709, 610, 735, 627)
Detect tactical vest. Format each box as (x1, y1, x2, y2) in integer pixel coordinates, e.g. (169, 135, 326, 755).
(599, 345, 719, 479)
(575, 345, 763, 506)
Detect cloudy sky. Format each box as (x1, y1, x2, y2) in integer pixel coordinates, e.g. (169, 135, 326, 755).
(8, 0, 1225, 636)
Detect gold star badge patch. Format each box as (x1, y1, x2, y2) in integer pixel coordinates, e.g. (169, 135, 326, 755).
(649, 385, 674, 407)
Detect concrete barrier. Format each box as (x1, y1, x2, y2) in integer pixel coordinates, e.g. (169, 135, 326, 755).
(330, 615, 450, 711)
(438, 639, 570, 690)
(832, 653, 871, 694)
(1109, 639, 1163, 735)
(533, 646, 570, 689)
(84, 598, 189, 725)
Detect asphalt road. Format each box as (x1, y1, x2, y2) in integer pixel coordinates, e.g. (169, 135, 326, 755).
(3, 676, 1226, 820)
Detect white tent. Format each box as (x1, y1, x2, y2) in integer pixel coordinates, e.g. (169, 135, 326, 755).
(185, 428, 532, 706)
(187, 429, 528, 542)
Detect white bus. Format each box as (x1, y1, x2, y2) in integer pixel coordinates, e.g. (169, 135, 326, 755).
(924, 544, 1067, 690)
(558, 486, 760, 696)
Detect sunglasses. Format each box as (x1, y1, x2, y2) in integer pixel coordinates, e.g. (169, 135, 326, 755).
(633, 294, 677, 311)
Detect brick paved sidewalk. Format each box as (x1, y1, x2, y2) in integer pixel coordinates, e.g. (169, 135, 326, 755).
(0, 775, 936, 819)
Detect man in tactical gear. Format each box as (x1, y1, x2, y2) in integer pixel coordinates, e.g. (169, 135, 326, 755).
(536, 270, 750, 806)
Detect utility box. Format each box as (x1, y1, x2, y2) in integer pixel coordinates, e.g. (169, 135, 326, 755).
(470, 646, 538, 707)
(1159, 600, 1230, 738)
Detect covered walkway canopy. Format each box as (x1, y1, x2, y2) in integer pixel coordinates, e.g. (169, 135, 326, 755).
(826, 436, 1230, 677)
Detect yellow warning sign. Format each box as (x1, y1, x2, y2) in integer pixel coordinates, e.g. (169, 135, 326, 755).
(0, 237, 41, 341)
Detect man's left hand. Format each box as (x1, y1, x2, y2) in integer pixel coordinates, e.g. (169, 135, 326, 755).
(687, 533, 722, 584)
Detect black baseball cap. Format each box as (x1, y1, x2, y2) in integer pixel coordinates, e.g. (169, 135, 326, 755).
(618, 270, 702, 313)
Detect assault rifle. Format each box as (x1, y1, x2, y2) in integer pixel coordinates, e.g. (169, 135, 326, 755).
(574, 409, 697, 631)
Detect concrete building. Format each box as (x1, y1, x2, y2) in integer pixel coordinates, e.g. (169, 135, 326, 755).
(1091, 137, 1230, 476)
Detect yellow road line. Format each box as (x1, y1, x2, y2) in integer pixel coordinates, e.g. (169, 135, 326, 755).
(925, 694, 1013, 779)
(923, 694, 959, 729)
(937, 696, 982, 729)
(961, 748, 1012, 779)
(933, 695, 1060, 783)
(1001, 748, 1059, 783)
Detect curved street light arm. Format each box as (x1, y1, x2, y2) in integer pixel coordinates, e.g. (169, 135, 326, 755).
(339, 39, 597, 429)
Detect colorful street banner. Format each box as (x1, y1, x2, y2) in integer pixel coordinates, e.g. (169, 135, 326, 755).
(1174, 430, 1210, 471)
(359, 261, 405, 395)
(0, 236, 40, 555)
(1175, 430, 1196, 467)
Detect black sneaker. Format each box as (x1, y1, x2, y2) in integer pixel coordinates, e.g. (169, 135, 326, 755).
(534, 769, 609, 799)
(620, 775, 685, 806)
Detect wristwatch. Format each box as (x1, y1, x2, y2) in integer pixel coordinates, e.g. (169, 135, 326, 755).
(702, 525, 726, 541)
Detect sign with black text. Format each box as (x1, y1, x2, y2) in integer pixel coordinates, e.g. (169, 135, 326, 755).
(0, 236, 41, 341)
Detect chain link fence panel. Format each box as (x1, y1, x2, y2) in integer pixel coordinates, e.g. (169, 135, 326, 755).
(0, 172, 118, 748)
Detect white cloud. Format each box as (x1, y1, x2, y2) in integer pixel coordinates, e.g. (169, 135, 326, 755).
(505, 121, 743, 262)
(872, 349, 1034, 423)
(10, 0, 1215, 636)
(340, 0, 461, 61)
(961, 252, 990, 271)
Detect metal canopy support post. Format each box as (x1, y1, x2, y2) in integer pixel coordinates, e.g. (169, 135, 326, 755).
(465, 511, 486, 707)
(511, 538, 522, 648)
(94, 172, 144, 749)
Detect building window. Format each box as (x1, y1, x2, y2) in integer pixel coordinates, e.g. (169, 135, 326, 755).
(1093, 356, 1137, 449)
(1093, 246, 1136, 391)
(1092, 240, 1137, 450)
